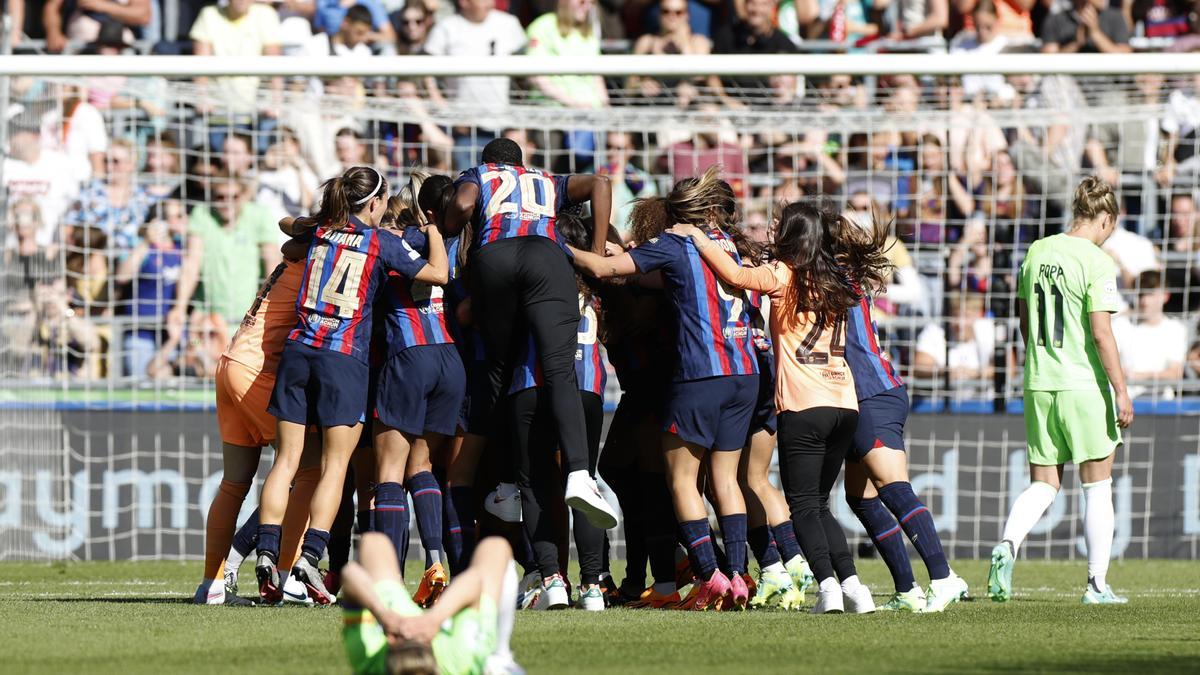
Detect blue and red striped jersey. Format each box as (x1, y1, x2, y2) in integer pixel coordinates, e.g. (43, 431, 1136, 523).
(747, 290, 772, 353)
(508, 332, 543, 395)
(379, 227, 454, 356)
(456, 163, 572, 248)
(289, 217, 427, 362)
(444, 236, 486, 365)
(628, 230, 758, 382)
(844, 289, 904, 400)
(575, 295, 607, 396)
(508, 293, 608, 396)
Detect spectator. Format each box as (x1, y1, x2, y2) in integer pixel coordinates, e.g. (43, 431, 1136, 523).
(951, 0, 1016, 101)
(330, 127, 379, 176)
(784, 0, 878, 44)
(64, 138, 159, 253)
(3, 125, 79, 245)
(314, 0, 398, 45)
(913, 292, 995, 388)
(847, 193, 927, 317)
(658, 112, 749, 196)
(178, 312, 230, 378)
(41, 0, 149, 53)
(1088, 73, 1164, 191)
(877, 0, 950, 39)
(527, 0, 609, 171)
(628, 0, 713, 107)
(392, 0, 434, 54)
(1104, 215, 1161, 287)
(181, 171, 281, 330)
(713, 0, 799, 98)
(190, 0, 283, 126)
(115, 208, 189, 378)
(844, 131, 897, 214)
(6, 0, 24, 48)
(946, 214, 993, 292)
(222, 132, 258, 179)
(257, 129, 320, 222)
(81, 21, 168, 121)
(142, 133, 184, 199)
(313, 4, 381, 56)
(950, 0, 1033, 39)
(39, 84, 108, 182)
(596, 131, 659, 237)
(1040, 0, 1131, 53)
(423, 0, 527, 169)
(1166, 191, 1200, 253)
(1129, 0, 1192, 38)
(2, 198, 61, 376)
(1113, 271, 1186, 397)
(61, 226, 111, 376)
(1158, 73, 1200, 187)
(741, 203, 772, 243)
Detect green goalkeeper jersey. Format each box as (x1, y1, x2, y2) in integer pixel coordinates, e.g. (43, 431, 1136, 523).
(1017, 233, 1122, 392)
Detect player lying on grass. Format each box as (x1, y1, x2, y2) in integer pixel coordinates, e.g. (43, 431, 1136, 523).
(989, 176, 1133, 606)
(341, 533, 522, 675)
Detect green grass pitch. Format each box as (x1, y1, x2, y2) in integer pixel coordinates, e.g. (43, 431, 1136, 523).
(1, 559, 1197, 674)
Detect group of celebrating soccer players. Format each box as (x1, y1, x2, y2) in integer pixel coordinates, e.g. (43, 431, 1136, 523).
(191, 136, 1132, 675)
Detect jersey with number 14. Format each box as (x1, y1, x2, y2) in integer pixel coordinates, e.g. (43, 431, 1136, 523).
(457, 163, 572, 247)
(1018, 233, 1121, 392)
(290, 217, 427, 363)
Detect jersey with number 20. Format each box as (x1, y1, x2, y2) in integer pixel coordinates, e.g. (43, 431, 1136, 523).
(1018, 233, 1121, 392)
(290, 216, 428, 363)
(457, 163, 572, 247)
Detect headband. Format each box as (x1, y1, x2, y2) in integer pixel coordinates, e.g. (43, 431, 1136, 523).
(353, 167, 384, 206)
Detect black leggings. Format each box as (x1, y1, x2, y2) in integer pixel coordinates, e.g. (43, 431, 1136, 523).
(512, 388, 606, 583)
(471, 237, 587, 474)
(777, 408, 859, 584)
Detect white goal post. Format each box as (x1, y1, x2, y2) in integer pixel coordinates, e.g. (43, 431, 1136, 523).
(4, 53, 1200, 77)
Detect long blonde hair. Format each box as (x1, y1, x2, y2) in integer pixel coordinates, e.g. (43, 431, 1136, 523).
(555, 0, 594, 38)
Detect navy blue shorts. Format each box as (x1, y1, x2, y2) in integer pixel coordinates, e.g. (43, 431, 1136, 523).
(850, 386, 909, 460)
(664, 374, 759, 451)
(376, 344, 467, 437)
(268, 341, 368, 428)
(748, 351, 777, 440)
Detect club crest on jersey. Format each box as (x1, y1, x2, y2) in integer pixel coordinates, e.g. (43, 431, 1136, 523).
(723, 326, 749, 339)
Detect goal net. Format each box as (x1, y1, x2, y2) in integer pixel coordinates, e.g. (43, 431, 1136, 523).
(1, 58, 1198, 561)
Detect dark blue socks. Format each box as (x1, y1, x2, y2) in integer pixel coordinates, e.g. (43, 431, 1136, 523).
(718, 514, 748, 576)
(406, 471, 444, 567)
(300, 527, 331, 567)
(678, 519, 718, 580)
(375, 481, 410, 565)
(234, 508, 260, 557)
(878, 481, 950, 581)
(749, 524, 782, 568)
(254, 523, 281, 562)
(848, 494, 916, 593)
(771, 521, 803, 563)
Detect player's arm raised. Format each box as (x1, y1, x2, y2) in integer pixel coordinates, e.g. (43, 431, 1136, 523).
(670, 223, 779, 294)
(1089, 311, 1134, 428)
(566, 174, 613, 256)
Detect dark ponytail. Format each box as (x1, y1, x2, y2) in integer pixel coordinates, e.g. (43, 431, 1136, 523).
(417, 175, 464, 263)
(313, 166, 388, 231)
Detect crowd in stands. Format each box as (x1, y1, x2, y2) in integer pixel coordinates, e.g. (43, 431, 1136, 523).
(6, 0, 1200, 405)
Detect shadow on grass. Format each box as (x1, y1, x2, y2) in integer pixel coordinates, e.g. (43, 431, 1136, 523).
(15, 597, 198, 605)
(981, 653, 1200, 673)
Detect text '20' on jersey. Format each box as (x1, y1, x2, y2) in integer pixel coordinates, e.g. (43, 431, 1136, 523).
(290, 216, 427, 362)
(456, 163, 573, 247)
(628, 229, 758, 382)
